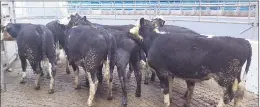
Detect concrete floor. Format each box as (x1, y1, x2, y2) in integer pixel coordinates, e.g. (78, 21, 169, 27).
(1, 54, 258, 107)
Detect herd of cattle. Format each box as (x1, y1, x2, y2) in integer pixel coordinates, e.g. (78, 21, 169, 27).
(1, 13, 252, 107)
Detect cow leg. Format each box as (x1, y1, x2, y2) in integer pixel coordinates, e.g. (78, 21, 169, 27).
(183, 80, 195, 107)
(143, 59, 150, 85)
(97, 64, 103, 84)
(42, 58, 50, 79)
(86, 71, 99, 107)
(107, 57, 115, 100)
(116, 50, 130, 106)
(234, 79, 245, 107)
(157, 70, 170, 107)
(48, 62, 56, 94)
(130, 55, 142, 97)
(126, 63, 133, 81)
(39, 62, 44, 77)
(150, 71, 156, 82)
(71, 63, 80, 89)
(19, 56, 27, 84)
(33, 63, 41, 90)
(65, 54, 71, 74)
(56, 42, 60, 61)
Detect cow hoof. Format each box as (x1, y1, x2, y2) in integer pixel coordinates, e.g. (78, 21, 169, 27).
(183, 104, 190, 107)
(121, 104, 127, 107)
(144, 81, 149, 85)
(40, 72, 44, 77)
(46, 74, 51, 79)
(20, 80, 26, 84)
(107, 96, 113, 100)
(48, 89, 54, 94)
(66, 69, 70, 75)
(150, 78, 155, 82)
(135, 92, 141, 97)
(87, 102, 93, 107)
(34, 86, 40, 90)
(74, 85, 81, 90)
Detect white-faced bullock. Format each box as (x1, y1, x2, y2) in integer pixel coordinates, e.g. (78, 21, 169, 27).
(134, 18, 252, 107)
(2, 23, 57, 94)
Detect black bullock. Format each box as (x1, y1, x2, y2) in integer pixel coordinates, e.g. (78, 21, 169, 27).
(65, 17, 116, 106)
(69, 15, 143, 107)
(128, 16, 207, 85)
(46, 20, 67, 61)
(2, 23, 57, 94)
(135, 18, 252, 107)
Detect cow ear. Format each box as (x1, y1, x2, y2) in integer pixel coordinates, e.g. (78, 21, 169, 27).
(140, 18, 145, 27)
(162, 20, 165, 26)
(83, 16, 87, 22)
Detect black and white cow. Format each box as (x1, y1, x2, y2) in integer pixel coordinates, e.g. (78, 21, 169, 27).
(64, 16, 117, 106)
(134, 18, 252, 107)
(128, 16, 208, 85)
(69, 15, 143, 107)
(46, 20, 68, 61)
(2, 23, 57, 94)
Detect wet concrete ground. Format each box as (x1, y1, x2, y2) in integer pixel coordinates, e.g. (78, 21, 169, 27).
(1, 56, 258, 107)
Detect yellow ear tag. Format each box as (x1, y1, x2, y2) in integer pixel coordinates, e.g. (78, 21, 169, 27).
(129, 24, 143, 41)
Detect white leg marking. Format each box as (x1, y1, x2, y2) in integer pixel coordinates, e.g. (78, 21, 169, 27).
(42, 58, 49, 75)
(104, 59, 110, 82)
(48, 63, 54, 90)
(234, 81, 245, 107)
(87, 72, 98, 106)
(104, 59, 113, 97)
(164, 93, 170, 107)
(20, 72, 27, 82)
(216, 97, 225, 107)
(74, 68, 79, 88)
(35, 73, 41, 87)
(216, 86, 225, 107)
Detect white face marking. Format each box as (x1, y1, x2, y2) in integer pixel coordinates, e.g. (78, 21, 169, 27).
(152, 15, 165, 21)
(201, 34, 215, 38)
(59, 16, 70, 25)
(154, 28, 169, 35)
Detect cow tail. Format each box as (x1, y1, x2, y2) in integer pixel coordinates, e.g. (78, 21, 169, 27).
(244, 41, 252, 75)
(36, 25, 45, 59)
(241, 40, 252, 82)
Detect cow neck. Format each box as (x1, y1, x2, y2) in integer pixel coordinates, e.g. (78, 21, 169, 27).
(142, 30, 159, 55)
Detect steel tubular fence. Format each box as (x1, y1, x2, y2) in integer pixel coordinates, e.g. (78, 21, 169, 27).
(1, 0, 258, 24)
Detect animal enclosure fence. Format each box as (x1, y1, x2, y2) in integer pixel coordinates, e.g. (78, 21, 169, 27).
(1, 0, 259, 94)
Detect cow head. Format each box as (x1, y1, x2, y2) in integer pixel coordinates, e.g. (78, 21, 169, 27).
(138, 18, 156, 38)
(59, 13, 81, 28)
(151, 15, 165, 27)
(73, 16, 92, 26)
(1, 23, 18, 41)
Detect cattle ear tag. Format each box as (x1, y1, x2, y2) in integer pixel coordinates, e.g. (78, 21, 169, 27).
(153, 28, 160, 34)
(232, 79, 238, 92)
